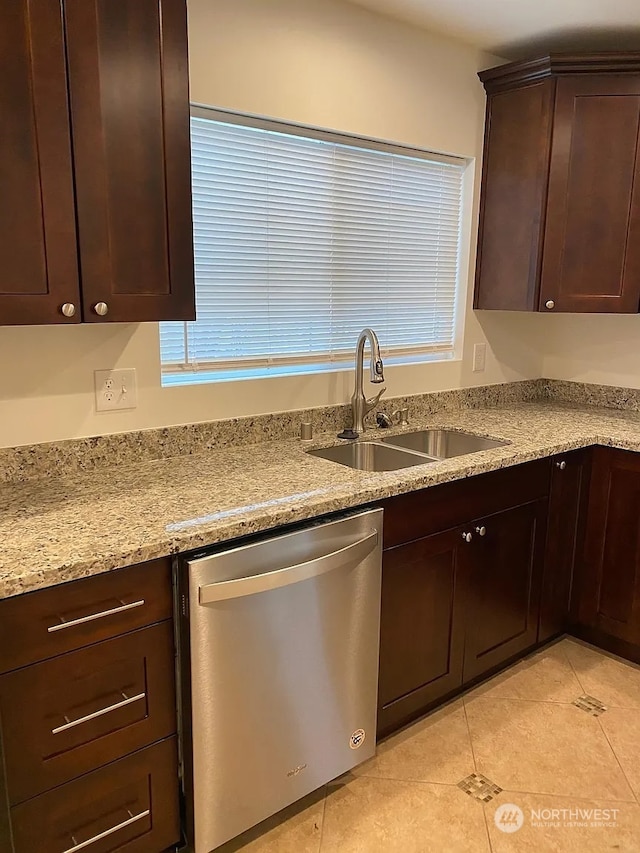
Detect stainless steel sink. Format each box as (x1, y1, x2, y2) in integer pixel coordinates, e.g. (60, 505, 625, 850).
(307, 442, 437, 472)
(381, 429, 509, 458)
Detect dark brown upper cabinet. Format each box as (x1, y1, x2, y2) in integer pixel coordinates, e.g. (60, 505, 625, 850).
(475, 53, 640, 314)
(0, 1, 80, 325)
(0, 0, 195, 326)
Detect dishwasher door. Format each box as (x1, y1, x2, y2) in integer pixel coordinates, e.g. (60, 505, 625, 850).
(185, 508, 383, 852)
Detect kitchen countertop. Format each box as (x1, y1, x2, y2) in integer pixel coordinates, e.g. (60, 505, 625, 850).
(3, 400, 640, 600)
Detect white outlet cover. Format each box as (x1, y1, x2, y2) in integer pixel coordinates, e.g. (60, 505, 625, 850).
(94, 368, 138, 412)
(472, 343, 487, 373)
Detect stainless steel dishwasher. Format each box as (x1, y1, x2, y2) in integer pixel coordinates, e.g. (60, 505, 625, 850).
(176, 508, 383, 852)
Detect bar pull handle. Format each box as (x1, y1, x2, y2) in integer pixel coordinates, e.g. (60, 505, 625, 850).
(199, 530, 378, 605)
(52, 691, 146, 735)
(47, 599, 145, 633)
(62, 808, 150, 853)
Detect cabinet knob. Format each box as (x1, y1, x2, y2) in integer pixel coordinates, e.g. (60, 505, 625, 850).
(475, 525, 487, 536)
(461, 532, 473, 543)
(93, 301, 109, 317)
(545, 300, 555, 310)
(555, 460, 567, 470)
(60, 302, 76, 318)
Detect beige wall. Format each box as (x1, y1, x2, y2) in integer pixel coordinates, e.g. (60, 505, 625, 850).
(0, 0, 544, 449)
(541, 314, 640, 388)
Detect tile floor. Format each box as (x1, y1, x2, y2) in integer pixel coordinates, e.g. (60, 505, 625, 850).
(221, 638, 640, 852)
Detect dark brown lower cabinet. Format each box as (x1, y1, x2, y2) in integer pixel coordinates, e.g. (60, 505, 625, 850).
(577, 447, 640, 654)
(539, 450, 591, 642)
(0, 556, 180, 853)
(462, 501, 547, 682)
(378, 529, 466, 735)
(0, 622, 176, 805)
(377, 460, 552, 735)
(10, 737, 180, 853)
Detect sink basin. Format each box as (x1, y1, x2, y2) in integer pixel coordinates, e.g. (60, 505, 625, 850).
(381, 429, 509, 458)
(307, 442, 437, 472)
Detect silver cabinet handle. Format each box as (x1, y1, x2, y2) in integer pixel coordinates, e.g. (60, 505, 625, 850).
(93, 301, 109, 316)
(52, 691, 146, 735)
(199, 530, 378, 605)
(461, 532, 473, 543)
(47, 599, 145, 633)
(61, 303, 76, 317)
(62, 809, 150, 853)
(475, 526, 487, 536)
(545, 300, 555, 310)
(556, 460, 567, 470)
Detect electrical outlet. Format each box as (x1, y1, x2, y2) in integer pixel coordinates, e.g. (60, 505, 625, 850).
(472, 343, 487, 373)
(94, 368, 138, 412)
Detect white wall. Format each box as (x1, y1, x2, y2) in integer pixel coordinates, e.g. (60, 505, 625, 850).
(542, 314, 640, 388)
(0, 0, 544, 448)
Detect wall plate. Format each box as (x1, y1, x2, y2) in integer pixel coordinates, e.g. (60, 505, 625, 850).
(94, 368, 138, 412)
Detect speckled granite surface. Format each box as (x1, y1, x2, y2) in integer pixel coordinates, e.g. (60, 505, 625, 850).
(0, 380, 545, 484)
(5, 378, 640, 485)
(3, 397, 640, 600)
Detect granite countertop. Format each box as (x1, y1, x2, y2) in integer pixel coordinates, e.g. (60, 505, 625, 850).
(3, 400, 640, 600)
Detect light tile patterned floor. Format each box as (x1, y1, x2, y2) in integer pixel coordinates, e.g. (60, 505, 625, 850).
(220, 638, 640, 852)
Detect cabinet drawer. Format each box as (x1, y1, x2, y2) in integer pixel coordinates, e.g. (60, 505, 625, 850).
(0, 622, 176, 805)
(10, 736, 180, 853)
(382, 459, 550, 548)
(0, 557, 172, 673)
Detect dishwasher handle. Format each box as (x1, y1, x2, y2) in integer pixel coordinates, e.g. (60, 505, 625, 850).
(198, 529, 378, 605)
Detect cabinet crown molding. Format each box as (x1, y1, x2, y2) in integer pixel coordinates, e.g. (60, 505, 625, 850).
(480, 52, 640, 93)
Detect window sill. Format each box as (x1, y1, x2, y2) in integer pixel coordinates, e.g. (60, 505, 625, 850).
(161, 351, 456, 387)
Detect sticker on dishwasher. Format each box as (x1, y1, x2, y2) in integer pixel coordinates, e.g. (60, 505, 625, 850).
(350, 729, 366, 749)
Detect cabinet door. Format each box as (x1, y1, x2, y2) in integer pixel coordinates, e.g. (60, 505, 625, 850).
(462, 501, 546, 682)
(0, 0, 80, 325)
(539, 450, 591, 642)
(378, 529, 465, 736)
(540, 76, 640, 313)
(64, 0, 195, 323)
(475, 80, 555, 310)
(578, 448, 640, 646)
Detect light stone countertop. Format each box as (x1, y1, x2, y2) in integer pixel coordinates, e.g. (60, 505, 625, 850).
(3, 400, 640, 600)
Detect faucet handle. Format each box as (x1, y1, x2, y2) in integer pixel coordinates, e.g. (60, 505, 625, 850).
(392, 407, 410, 426)
(364, 386, 386, 415)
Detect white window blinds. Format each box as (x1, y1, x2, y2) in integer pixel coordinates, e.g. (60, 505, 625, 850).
(160, 109, 466, 382)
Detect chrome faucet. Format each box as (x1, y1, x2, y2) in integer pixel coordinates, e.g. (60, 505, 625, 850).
(351, 328, 385, 435)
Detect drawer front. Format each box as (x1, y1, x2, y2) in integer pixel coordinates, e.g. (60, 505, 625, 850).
(10, 736, 180, 853)
(382, 459, 551, 548)
(0, 558, 172, 674)
(0, 622, 176, 805)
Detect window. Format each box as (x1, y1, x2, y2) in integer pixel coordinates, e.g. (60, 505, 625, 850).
(160, 108, 467, 385)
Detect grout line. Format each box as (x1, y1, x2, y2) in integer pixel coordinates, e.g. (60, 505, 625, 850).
(462, 700, 479, 773)
(496, 785, 637, 805)
(596, 717, 640, 807)
(460, 702, 500, 853)
(464, 694, 579, 707)
(317, 784, 329, 853)
(353, 771, 469, 788)
(560, 646, 589, 695)
(481, 802, 496, 853)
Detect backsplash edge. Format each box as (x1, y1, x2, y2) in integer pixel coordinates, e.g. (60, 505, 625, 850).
(5, 377, 635, 483)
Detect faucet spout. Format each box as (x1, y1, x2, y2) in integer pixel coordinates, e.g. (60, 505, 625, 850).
(350, 328, 385, 435)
